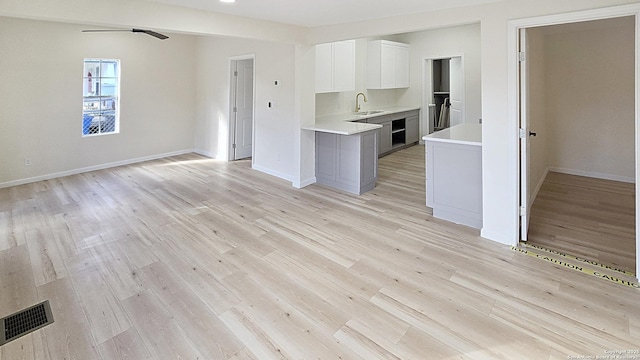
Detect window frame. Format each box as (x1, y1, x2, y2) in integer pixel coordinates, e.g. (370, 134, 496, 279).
(82, 58, 120, 137)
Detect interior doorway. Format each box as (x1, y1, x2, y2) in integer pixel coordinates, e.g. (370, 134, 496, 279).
(514, 11, 638, 279)
(229, 56, 255, 161)
(422, 55, 464, 136)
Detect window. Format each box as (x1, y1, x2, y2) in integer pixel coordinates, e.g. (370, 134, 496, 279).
(82, 59, 120, 136)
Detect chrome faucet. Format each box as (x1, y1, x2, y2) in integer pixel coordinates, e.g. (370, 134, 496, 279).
(355, 92, 367, 112)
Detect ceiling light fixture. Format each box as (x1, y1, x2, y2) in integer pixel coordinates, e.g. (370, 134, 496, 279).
(220, 0, 235, 3)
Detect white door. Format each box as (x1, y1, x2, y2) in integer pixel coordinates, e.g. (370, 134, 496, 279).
(232, 58, 254, 160)
(449, 57, 463, 126)
(519, 29, 531, 241)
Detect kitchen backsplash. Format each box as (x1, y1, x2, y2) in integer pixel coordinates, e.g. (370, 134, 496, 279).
(315, 88, 406, 118)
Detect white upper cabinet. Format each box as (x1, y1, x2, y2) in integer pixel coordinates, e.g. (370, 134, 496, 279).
(315, 40, 355, 93)
(366, 40, 410, 89)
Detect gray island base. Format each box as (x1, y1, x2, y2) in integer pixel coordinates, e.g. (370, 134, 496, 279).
(315, 129, 379, 195)
(423, 123, 482, 229)
(303, 106, 419, 195)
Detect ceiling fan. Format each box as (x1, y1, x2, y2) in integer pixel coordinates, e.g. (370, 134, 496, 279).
(82, 28, 169, 40)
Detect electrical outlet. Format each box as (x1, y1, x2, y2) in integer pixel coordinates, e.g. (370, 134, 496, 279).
(24, 158, 32, 166)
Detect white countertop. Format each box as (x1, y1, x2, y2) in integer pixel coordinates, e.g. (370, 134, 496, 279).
(303, 106, 420, 135)
(422, 123, 482, 146)
(316, 106, 421, 123)
(303, 121, 382, 135)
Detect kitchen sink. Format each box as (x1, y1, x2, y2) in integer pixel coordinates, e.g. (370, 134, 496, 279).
(355, 110, 385, 116)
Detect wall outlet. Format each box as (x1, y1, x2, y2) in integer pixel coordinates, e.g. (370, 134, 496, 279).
(24, 158, 32, 166)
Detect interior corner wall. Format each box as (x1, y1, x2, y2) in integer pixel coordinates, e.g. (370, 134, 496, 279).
(545, 18, 635, 182)
(194, 36, 297, 181)
(526, 27, 550, 201)
(0, 16, 197, 187)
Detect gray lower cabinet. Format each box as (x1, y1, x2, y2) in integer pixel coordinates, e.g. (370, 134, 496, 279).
(379, 121, 392, 155)
(405, 114, 419, 144)
(364, 109, 420, 156)
(316, 129, 378, 195)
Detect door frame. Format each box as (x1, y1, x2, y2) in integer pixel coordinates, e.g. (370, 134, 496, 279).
(507, 4, 640, 279)
(228, 54, 256, 162)
(421, 54, 465, 138)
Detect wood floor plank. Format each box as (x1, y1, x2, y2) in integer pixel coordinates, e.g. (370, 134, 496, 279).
(121, 290, 205, 360)
(0, 245, 38, 316)
(25, 228, 68, 287)
(97, 328, 153, 360)
(71, 267, 132, 345)
(36, 278, 103, 360)
(0, 331, 52, 360)
(138, 261, 244, 359)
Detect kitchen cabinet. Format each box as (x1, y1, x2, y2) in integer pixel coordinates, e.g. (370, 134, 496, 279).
(315, 40, 355, 93)
(405, 114, 419, 144)
(379, 121, 392, 154)
(366, 40, 410, 89)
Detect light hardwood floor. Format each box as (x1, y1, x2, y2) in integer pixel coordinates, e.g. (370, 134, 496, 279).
(0, 145, 639, 359)
(528, 171, 636, 273)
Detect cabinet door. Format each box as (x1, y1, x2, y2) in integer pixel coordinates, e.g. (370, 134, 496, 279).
(315, 43, 333, 93)
(332, 40, 355, 92)
(394, 45, 410, 88)
(379, 121, 392, 155)
(405, 115, 419, 144)
(380, 43, 396, 89)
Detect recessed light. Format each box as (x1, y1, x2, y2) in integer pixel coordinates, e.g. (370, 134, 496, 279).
(220, 0, 235, 3)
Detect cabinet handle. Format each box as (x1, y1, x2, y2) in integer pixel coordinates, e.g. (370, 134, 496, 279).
(529, 131, 537, 137)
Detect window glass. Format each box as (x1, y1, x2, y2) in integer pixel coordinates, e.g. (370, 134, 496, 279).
(83, 59, 119, 136)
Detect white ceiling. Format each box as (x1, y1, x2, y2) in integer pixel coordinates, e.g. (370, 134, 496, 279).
(142, 0, 502, 27)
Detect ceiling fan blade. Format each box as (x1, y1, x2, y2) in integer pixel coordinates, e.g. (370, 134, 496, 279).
(82, 28, 169, 40)
(131, 29, 169, 40)
(82, 29, 130, 33)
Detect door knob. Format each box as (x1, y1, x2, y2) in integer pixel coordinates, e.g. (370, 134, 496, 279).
(529, 131, 537, 137)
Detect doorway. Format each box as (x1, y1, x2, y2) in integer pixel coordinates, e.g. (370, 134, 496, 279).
(422, 55, 464, 136)
(229, 57, 255, 161)
(511, 8, 639, 279)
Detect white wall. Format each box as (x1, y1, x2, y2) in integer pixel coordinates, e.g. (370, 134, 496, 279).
(194, 36, 297, 181)
(0, 16, 197, 187)
(545, 17, 635, 182)
(396, 23, 482, 127)
(526, 27, 550, 201)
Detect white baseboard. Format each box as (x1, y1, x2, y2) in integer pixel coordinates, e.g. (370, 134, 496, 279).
(252, 164, 294, 183)
(294, 177, 316, 189)
(193, 148, 217, 159)
(0, 149, 194, 189)
(530, 167, 549, 205)
(549, 167, 635, 184)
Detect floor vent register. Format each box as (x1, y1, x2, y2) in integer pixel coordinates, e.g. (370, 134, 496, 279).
(0, 300, 54, 346)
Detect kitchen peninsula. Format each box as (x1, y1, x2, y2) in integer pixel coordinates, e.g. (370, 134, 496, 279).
(304, 107, 420, 195)
(423, 123, 482, 229)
